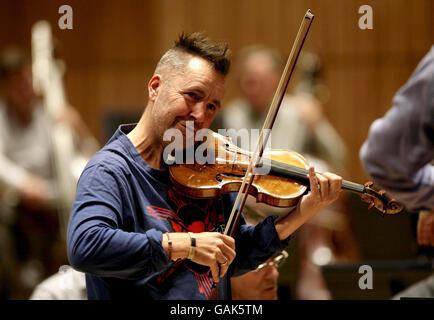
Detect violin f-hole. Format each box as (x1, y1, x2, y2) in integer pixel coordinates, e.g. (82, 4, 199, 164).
(215, 172, 245, 182)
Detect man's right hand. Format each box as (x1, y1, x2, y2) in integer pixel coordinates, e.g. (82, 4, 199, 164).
(162, 232, 236, 283)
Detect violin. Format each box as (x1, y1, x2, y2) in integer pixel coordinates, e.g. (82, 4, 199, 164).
(169, 131, 403, 216)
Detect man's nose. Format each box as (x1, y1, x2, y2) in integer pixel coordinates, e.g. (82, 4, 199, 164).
(190, 102, 207, 125)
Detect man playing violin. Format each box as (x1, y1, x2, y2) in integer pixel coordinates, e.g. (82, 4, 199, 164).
(67, 32, 343, 299)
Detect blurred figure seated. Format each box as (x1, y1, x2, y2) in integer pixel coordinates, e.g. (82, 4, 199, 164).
(0, 45, 97, 298)
(231, 250, 288, 300)
(30, 265, 86, 300)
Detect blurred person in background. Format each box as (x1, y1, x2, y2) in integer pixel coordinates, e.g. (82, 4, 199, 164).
(360, 45, 434, 299)
(231, 209, 288, 300)
(29, 265, 86, 300)
(213, 45, 348, 170)
(213, 45, 360, 299)
(0, 45, 97, 299)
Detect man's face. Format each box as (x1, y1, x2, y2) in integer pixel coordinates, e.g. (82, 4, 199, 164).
(231, 262, 280, 300)
(239, 53, 280, 113)
(5, 64, 37, 115)
(148, 56, 225, 148)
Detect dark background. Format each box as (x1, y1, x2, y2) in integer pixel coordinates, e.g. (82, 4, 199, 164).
(1, 0, 433, 299)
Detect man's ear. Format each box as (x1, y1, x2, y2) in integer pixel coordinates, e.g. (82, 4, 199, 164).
(148, 74, 161, 102)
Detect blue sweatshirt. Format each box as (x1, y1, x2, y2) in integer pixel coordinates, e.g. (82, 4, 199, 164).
(67, 124, 290, 300)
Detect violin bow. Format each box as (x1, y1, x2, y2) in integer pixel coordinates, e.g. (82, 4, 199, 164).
(224, 10, 315, 237)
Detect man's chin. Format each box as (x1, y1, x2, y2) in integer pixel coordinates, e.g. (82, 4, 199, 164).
(261, 286, 278, 300)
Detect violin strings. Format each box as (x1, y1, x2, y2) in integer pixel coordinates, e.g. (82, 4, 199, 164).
(216, 153, 365, 194)
(266, 159, 365, 193)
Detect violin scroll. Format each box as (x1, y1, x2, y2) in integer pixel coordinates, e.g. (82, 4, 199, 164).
(360, 181, 404, 215)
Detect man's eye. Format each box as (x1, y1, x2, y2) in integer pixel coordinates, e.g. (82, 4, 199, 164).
(207, 104, 216, 112)
(186, 92, 199, 100)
